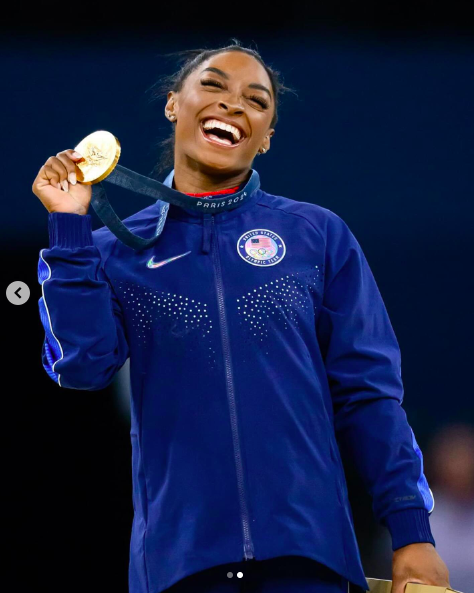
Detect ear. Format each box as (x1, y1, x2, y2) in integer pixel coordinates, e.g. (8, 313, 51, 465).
(260, 128, 275, 153)
(164, 91, 178, 121)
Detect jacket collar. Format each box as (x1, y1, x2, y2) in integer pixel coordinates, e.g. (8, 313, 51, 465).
(163, 168, 261, 223)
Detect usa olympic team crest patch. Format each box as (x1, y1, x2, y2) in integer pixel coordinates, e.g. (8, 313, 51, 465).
(237, 229, 286, 267)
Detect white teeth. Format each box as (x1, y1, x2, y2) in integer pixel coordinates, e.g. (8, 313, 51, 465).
(202, 118, 242, 143)
(207, 134, 232, 146)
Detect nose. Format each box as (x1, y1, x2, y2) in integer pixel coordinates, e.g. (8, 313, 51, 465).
(218, 98, 244, 116)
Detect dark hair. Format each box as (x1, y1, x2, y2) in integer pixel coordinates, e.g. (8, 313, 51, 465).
(146, 39, 294, 179)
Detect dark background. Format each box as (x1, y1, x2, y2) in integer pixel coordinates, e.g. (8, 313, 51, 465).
(3, 4, 473, 592)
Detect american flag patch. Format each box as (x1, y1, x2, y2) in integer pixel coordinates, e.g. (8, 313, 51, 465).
(251, 237, 272, 248)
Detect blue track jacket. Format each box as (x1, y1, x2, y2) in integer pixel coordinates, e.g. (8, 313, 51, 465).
(37, 170, 435, 593)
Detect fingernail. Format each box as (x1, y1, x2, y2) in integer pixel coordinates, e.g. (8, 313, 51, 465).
(62, 179, 69, 192)
(56, 182, 61, 190)
(69, 171, 76, 185)
(72, 151, 83, 159)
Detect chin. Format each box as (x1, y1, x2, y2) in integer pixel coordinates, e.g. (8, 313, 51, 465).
(191, 151, 245, 176)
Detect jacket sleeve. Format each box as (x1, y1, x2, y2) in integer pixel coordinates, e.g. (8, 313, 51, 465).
(37, 212, 130, 391)
(316, 210, 435, 551)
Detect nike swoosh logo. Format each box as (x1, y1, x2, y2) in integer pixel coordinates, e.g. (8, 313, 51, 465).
(146, 251, 192, 269)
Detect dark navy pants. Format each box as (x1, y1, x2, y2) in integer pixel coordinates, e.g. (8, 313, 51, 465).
(163, 556, 351, 592)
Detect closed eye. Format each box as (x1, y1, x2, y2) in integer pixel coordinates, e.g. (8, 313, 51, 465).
(248, 94, 269, 109)
(201, 79, 269, 109)
(201, 78, 224, 89)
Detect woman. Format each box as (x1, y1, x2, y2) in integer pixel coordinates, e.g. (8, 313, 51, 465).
(32, 43, 450, 593)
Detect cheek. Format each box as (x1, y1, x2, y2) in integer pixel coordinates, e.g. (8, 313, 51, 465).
(248, 117, 271, 148)
(175, 114, 199, 147)
(175, 95, 208, 144)
(176, 119, 195, 142)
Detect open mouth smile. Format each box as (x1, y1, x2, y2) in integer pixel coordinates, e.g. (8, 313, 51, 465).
(200, 117, 247, 148)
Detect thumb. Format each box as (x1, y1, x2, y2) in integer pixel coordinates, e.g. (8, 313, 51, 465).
(70, 151, 85, 162)
(391, 577, 408, 593)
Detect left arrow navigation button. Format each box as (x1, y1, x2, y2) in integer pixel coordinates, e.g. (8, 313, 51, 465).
(6, 281, 30, 305)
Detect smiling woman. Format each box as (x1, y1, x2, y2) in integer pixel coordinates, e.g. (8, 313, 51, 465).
(33, 39, 451, 593)
(147, 41, 292, 188)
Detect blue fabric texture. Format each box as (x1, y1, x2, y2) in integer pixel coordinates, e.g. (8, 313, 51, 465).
(37, 170, 435, 593)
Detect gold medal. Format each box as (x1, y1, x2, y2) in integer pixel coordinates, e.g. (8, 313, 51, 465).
(74, 130, 121, 185)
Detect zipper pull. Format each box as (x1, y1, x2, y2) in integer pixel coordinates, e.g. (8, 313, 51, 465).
(202, 213, 212, 254)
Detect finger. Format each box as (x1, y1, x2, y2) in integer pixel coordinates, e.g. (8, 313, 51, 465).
(43, 165, 62, 190)
(59, 148, 85, 162)
(46, 157, 70, 191)
(58, 148, 85, 181)
(55, 151, 82, 186)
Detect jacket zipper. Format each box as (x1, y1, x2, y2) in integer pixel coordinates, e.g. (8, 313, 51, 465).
(211, 215, 255, 560)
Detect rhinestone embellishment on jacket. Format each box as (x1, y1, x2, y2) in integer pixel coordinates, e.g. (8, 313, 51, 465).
(117, 280, 217, 369)
(236, 265, 324, 351)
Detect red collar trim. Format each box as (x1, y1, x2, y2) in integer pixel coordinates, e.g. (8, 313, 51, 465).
(185, 185, 240, 197)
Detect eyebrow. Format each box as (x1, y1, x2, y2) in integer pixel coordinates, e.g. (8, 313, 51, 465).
(248, 83, 272, 99)
(201, 67, 229, 79)
(200, 67, 273, 100)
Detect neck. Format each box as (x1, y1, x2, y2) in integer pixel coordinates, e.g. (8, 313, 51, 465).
(172, 160, 250, 195)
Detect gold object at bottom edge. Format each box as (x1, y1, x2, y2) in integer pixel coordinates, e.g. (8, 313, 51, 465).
(365, 578, 462, 593)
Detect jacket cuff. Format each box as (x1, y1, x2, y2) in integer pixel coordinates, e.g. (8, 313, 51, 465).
(48, 213, 93, 248)
(383, 508, 436, 551)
